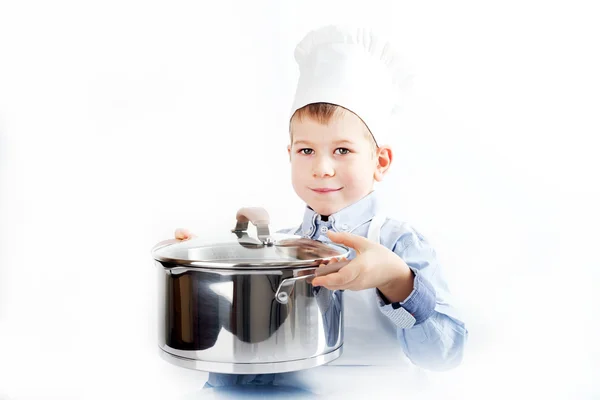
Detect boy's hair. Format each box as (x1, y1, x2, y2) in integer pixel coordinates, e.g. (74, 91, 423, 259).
(290, 103, 378, 154)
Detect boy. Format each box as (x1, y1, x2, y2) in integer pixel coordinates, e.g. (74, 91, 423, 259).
(174, 25, 467, 395)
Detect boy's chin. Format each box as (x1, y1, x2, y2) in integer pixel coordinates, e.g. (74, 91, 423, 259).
(306, 199, 348, 217)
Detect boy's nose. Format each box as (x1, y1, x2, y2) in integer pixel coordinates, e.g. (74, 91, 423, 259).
(312, 157, 335, 177)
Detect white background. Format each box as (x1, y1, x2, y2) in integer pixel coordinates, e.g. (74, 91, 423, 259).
(1, 1, 599, 399)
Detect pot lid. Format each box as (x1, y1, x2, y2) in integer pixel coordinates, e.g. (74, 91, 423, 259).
(151, 207, 350, 269)
(151, 232, 350, 269)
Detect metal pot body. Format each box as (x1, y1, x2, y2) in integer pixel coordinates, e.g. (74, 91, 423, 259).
(156, 261, 344, 374)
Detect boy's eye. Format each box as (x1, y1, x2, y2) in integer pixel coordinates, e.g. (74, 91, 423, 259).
(299, 148, 314, 155)
(335, 148, 350, 155)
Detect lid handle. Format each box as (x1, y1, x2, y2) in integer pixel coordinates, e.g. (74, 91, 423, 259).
(233, 207, 273, 245)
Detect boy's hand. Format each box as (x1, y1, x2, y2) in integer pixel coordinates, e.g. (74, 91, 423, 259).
(174, 228, 195, 240)
(312, 231, 415, 303)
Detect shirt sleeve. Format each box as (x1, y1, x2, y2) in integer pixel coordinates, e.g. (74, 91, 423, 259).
(375, 269, 437, 325)
(375, 226, 468, 371)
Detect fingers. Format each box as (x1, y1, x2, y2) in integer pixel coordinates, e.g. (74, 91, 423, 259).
(326, 231, 372, 253)
(174, 228, 195, 241)
(312, 259, 360, 289)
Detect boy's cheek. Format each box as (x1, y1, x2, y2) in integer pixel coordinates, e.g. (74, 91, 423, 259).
(342, 169, 364, 184)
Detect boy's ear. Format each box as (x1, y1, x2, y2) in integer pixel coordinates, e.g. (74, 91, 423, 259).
(287, 145, 291, 162)
(374, 146, 393, 182)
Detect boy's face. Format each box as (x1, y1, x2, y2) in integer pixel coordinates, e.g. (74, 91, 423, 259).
(288, 110, 392, 216)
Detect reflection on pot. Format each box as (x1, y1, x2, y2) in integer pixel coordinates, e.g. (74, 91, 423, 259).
(158, 263, 344, 369)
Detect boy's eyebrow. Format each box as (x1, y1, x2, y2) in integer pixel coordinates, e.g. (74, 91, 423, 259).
(332, 140, 355, 145)
(292, 139, 355, 146)
(292, 140, 312, 146)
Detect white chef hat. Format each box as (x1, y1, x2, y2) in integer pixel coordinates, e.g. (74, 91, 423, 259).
(289, 25, 411, 147)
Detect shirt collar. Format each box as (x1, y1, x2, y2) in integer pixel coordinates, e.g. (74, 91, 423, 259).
(300, 190, 380, 236)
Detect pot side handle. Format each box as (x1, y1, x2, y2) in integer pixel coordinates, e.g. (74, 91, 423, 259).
(275, 259, 350, 305)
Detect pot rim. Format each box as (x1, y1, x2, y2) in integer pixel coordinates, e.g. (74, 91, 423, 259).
(151, 240, 352, 270)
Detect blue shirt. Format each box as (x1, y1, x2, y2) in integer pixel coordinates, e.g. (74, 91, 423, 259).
(205, 191, 468, 388)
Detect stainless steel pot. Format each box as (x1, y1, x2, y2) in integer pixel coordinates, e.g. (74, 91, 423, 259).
(151, 207, 351, 374)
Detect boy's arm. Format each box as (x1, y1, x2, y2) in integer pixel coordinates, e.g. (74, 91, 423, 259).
(374, 228, 468, 371)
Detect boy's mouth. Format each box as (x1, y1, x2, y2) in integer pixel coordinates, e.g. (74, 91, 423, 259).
(310, 187, 343, 193)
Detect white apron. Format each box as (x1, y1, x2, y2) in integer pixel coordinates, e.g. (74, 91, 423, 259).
(325, 213, 410, 367)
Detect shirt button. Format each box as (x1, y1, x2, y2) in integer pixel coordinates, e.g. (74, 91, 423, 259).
(341, 224, 349, 231)
(320, 226, 328, 233)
